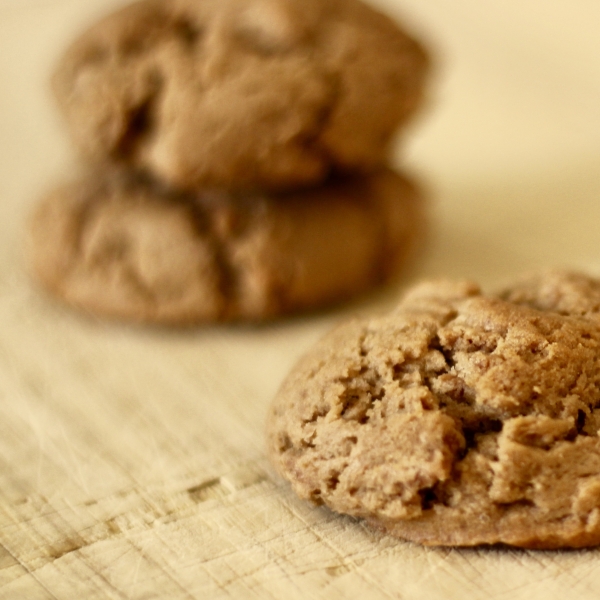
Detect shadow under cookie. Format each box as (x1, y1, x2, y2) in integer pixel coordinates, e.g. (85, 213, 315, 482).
(27, 168, 425, 324)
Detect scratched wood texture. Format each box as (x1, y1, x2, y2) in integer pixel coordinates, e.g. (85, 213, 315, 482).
(2, 0, 600, 598)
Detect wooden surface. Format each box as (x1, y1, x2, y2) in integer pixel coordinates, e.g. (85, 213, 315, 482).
(2, 0, 600, 598)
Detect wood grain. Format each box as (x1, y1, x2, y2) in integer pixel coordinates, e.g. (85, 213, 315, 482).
(3, 0, 600, 598)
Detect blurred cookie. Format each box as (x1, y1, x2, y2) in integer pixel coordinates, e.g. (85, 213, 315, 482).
(268, 271, 600, 548)
(27, 168, 424, 324)
(52, 0, 429, 191)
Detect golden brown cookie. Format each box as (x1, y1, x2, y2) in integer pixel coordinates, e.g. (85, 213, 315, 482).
(268, 271, 600, 548)
(27, 168, 424, 324)
(52, 0, 429, 191)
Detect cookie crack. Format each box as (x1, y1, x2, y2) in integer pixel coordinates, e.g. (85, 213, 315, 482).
(339, 377, 385, 424)
(70, 185, 107, 261)
(337, 330, 387, 424)
(167, 192, 240, 319)
(113, 70, 164, 161)
(171, 16, 204, 49)
(295, 69, 343, 170)
(418, 482, 450, 510)
(435, 342, 456, 370)
(77, 199, 162, 305)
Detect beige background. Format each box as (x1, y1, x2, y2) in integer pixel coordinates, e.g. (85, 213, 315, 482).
(2, 1, 600, 598)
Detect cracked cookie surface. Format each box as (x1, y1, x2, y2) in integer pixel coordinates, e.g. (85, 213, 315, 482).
(268, 271, 600, 547)
(27, 168, 423, 324)
(52, 0, 429, 191)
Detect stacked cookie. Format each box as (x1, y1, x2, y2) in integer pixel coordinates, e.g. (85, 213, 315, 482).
(29, 0, 430, 324)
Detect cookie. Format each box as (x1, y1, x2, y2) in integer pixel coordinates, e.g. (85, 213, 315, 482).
(268, 270, 600, 548)
(27, 168, 424, 324)
(52, 0, 429, 191)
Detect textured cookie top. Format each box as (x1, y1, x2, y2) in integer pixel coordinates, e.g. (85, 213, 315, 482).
(268, 271, 600, 547)
(27, 168, 423, 324)
(52, 0, 429, 191)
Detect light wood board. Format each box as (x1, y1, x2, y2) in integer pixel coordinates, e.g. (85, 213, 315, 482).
(2, 0, 600, 598)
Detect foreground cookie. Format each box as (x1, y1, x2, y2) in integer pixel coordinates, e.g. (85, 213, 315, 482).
(268, 271, 600, 548)
(52, 0, 429, 191)
(27, 169, 423, 324)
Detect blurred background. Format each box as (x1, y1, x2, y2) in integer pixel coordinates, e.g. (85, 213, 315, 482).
(2, 0, 600, 290)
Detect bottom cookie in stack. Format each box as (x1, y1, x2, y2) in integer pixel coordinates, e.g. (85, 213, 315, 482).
(27, 168, 425, 324)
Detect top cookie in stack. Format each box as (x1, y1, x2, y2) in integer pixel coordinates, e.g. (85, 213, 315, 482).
(28, 0, 431, 324)
(52, 0, 429, 191)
